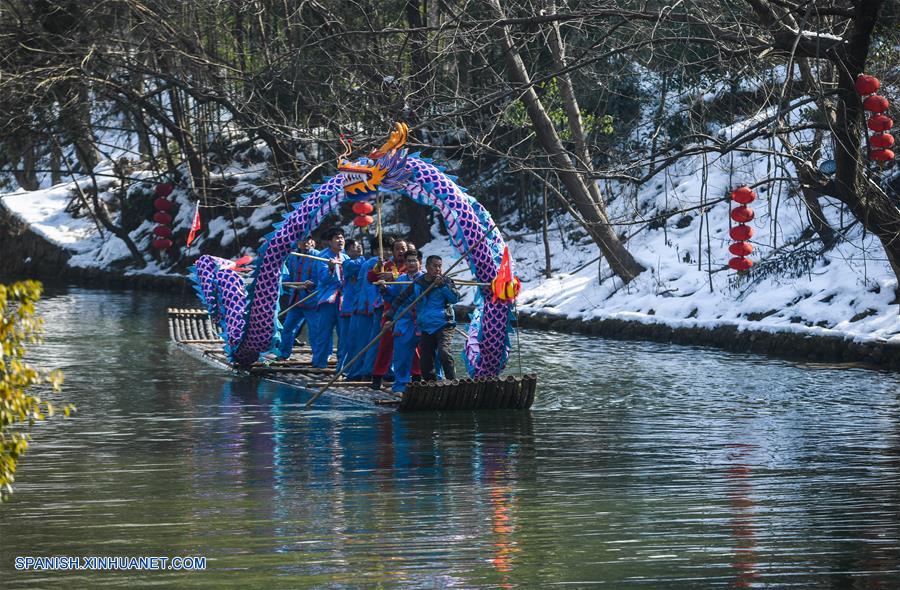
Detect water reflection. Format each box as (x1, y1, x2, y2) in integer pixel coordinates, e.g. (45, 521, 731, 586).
(2, 284, 900, 588)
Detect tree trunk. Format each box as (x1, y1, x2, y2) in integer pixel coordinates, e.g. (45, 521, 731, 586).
(826, 0, 900, 293)
(167, 85, 208, 193)
(11, 139, 39, 191)
(489, 0, 644, 283)
(400, 0, 436, 248)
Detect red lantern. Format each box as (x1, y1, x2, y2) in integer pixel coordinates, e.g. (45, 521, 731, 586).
(152, 237, 173, 250)
(855, 74, 880, 96)
(730, 206, 755, 223)
(352, 201, 374, 215)
(353, 214, 374, 227)
(863, 95, 890, 113)
(868, 115, 893, 132)
(730, 225, 754, 241)
(155, 183, 174, 197)
(731, 186, 757, 204)
(154, 197, 174, 212)
(729, 242, 754, 256)
(869, 149, 896, 162)
(728, 257, 753, 271)
(152, 211, 173, 225)
(870, 133, 895, 148)
(152, 225, 173, 238)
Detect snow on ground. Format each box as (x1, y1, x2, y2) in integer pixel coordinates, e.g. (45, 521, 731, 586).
(3, 124, 899, 345)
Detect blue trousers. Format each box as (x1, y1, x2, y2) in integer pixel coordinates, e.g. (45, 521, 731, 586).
(391, 328, 420, 393)
(277, 307, 307, 359)
(345, 312, 381, 378)
(337, 314, 352, 371)
(309, 303, 339, 368)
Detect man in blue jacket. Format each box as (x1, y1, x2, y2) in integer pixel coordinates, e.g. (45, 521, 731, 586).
(338, 238, 364, 371)
(309, 227, 349, 368)
(346, 236, 383, 380)
(381, 250, 425, 393)
(277, 236, 318, 359)
(415, 255, 461, 381)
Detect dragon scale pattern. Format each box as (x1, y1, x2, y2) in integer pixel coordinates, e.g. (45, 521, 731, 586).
(192, 154, 514, 376)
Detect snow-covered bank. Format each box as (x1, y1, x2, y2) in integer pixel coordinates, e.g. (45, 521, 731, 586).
(3, 133, 900, 369)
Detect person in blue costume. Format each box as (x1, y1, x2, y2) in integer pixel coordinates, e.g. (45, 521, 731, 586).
(309, 227, 350, 368)
(381, 250, 425, 393)
(277, 236, 318, 359)
(337, 238, 364, 371)
(414, 254, 461, 381)
(346, 236, 384, 381)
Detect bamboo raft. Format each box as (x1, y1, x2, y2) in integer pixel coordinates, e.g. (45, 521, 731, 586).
(167, 308, 536, 412)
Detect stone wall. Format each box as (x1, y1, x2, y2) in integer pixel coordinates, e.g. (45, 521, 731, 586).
(455, 306, 900, 371)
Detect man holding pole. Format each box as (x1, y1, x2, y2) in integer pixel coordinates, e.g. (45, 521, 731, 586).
(345, 236, 383, 380)
(415, 255, 461, 381)
(381, 250, 426, 394)
(277, 236, 318, 359)
(368, 237, 408, 389)
(337, 238, 364, 371)
(309, 227, 349, 368)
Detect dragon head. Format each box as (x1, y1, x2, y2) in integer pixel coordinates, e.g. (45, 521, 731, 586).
(337, 122, 411, 196)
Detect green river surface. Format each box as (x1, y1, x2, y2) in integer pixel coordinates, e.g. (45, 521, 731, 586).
(2, 284, 900, 588)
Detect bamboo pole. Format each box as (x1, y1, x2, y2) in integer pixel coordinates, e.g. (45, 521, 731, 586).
(277, 290, 318, 319)
(375, 279, 488, 287)
(306, 224, 496, 408)
(290, 252, 342, 264)
(376, 194, 384, 262)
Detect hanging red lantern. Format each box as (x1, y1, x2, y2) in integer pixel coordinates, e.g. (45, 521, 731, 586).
(730, 225, 754, 241)
(870, 133, 895, 149)
(353, 214, 374, 227)
(728, 257, 753, 271)
(352, 201, 374, 215)
(154, 197, 174, 212)
(152, 237, 173, 250)
(155, 183, 174, 197)
(152, 225, 173, 238)
(855, 75, 880, 96)
(729, 242, 754, 256)
(868, 115, 894, 133)
(731, 186, 756, 204)
(153, 211, 173, 225)
(869, 149, 896, 162)
(863, 95, 890, 113)
(730, 206, 755, 223)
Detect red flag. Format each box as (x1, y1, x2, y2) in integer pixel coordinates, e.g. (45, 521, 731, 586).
(186, 202, 202, 246)
(496, 247, 512, 282)
(492, 247, 515, 303)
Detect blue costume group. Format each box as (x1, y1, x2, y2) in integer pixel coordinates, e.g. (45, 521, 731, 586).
(381, 265, 461, 392)
(279, 234, 460, 393)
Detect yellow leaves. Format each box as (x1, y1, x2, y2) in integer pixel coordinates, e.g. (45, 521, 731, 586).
(0, 280, 70, 501)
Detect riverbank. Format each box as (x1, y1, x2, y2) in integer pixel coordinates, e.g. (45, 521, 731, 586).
(6, 252, 898, 371)
(5, 159, 900, 372)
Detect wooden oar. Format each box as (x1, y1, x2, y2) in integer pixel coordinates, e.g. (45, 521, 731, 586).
(277, 290, 318, 319)
(290, 252, 343, 264)
(306, 224, 497, 409)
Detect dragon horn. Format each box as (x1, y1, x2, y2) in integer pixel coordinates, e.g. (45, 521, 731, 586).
(369, 122, 408, 158)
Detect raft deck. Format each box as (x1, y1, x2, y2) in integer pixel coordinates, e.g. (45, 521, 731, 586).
(167, 308, 536, 412)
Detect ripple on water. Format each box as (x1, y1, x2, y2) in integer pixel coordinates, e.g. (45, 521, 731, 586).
(1, 285, 899, 588)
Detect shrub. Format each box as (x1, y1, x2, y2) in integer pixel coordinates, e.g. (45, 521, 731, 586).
(0, 280, 72, 501)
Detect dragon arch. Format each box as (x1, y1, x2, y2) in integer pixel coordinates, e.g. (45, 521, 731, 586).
(192, 123, 517, 377)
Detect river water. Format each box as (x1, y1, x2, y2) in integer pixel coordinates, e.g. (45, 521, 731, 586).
(2, 284, 900, 588)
